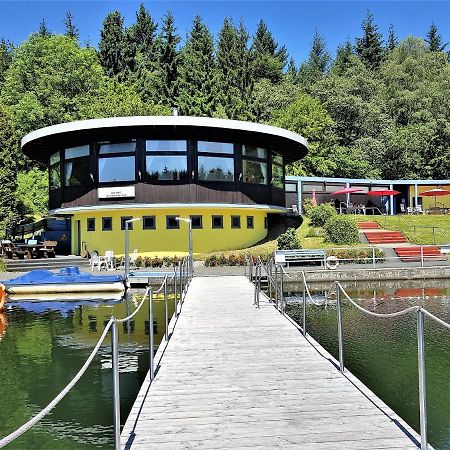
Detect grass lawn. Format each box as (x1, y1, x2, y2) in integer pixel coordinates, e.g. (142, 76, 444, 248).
(354, 215, 450, 245)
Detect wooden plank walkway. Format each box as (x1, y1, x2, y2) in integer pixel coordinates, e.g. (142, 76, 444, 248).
(122, 276, 421, 449)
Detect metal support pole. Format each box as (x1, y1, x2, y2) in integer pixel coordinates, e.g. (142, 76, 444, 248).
(164, 277, 168, 341)
(111, 321, 121, 450)
(149, 288, 154, 381)
(189, 221, 193, 278)
(302, 282, 307, 336)
(417, 308, 428, 450)
(420, 246, 424, 268)
(432, 228, 436, 245)
(372, 247, 376, 268)
(269, 272, 273, 301)
(280, 268, 285, 315)
(336, 284, 345, 372)
(124, 222, 129, 280)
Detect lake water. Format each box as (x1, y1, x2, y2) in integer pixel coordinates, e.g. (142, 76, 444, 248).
(285, 280, 450, 450)
(0, 291, 174, 449)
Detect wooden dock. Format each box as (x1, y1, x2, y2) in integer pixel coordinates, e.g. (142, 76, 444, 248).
(121, 275, 421, 449)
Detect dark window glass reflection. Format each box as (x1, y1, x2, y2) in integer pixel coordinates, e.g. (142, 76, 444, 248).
(146, 156, 188, 181)
(198, 141, 233, 154)
(243, 160, 268, 185)
(146, 140, 186, 152)
(64, 158, 91, 186)
(98, 156, 135, 182)
(198, 156, 234, 182)
(99, 142, 136, 154)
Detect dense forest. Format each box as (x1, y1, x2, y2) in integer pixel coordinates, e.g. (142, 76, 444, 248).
(1, 5, 450, 234)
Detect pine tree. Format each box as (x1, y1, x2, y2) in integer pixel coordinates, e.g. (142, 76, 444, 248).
(64, 11, 79, 40)
(387, 24, 398, 51)
(160, 11, 180, 106)
(426, 22, 447, 52)
(99, 11, 125, 77)
(286, 58, 298, 81)
(298, 30, 330, 86)
(355, 11, 384, 69)
(176, 16, 216, 116)
(252, 19, 287, 83)
(332, 39, 354, 75)
(215, 18, 253, 119)
(38, 19, 51, 37)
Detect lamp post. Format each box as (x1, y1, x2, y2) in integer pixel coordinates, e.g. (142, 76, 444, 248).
(124, 218, 140, 280)
(176, 217, 193, 277)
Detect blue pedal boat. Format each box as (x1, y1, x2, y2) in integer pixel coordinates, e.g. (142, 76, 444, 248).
(3, 267, 126, 295)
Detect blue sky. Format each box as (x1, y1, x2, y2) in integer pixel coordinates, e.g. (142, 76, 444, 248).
(0, 1, 449, 64)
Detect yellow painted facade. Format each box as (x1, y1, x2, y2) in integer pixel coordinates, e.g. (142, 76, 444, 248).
(408, 185, 450, 209)
(70, 206, 272, 256)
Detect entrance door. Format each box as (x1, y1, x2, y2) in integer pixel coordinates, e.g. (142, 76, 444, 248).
(76, 220, 81, 255)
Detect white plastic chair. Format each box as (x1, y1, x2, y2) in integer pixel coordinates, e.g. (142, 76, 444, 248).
(130, 249, 138, 269)
(90, 251, 107, 271)
(104, 250, 115, 270)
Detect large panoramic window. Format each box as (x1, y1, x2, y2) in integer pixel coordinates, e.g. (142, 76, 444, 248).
(198, 141, 234, 182)
(64, 145, 91, 187)
(272, 151, 283, 188)
(98, 141, 136, 183)
(146, 140, 188, 181)
(242, 145, 268, 185)
(49, 151, 61, 190)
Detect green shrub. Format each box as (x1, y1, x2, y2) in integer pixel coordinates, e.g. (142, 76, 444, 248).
(309, 203, 337, 227)
(277, 227, 301, 250)
(302, 198, 315, 217)
(135, 256, 143, 267)
(0, 259, 5, 272)
(324, 216, 359, 244)
(151, 256, 163, 267)
(143, 256, 152, 267)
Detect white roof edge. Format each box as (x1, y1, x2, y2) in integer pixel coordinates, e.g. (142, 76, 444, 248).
(49, 203, 287, 215)
(22, 116, 308, 149)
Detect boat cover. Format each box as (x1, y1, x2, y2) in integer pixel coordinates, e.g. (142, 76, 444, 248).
(4, 267, 125, 287)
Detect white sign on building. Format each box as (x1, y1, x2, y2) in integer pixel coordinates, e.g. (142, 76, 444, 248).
(98, 186, 135, 199)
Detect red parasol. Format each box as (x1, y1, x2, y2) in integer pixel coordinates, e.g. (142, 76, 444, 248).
(333, 187, 363, 195)
(311, 189, 318, 207)
(367, 189, 400, 214)
(420, 188, 450, 207)
(367, 189, 401, 196)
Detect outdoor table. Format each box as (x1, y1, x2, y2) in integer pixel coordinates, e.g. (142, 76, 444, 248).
(16, 243, 45, 259)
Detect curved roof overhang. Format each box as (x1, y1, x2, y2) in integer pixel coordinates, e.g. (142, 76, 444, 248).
(21, 116, 308, 164)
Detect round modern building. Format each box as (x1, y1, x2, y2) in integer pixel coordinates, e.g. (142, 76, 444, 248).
(21, 116, 308, 256)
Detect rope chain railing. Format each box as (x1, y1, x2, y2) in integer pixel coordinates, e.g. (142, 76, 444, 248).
(0, 257, 193, 450)
(246, 258, 450, 450)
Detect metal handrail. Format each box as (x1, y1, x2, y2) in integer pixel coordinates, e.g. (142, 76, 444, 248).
(296, 271, 450, 450)
(0, 257, 193, 450)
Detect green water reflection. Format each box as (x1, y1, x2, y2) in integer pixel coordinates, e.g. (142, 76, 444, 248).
(0, 291, 175, 449)
(286, 281, 450, 450)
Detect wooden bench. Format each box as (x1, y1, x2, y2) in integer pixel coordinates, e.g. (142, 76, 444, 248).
(1, 240, 27, 259)
(274, 249, 326, 267)
(37, 240, 57, 258)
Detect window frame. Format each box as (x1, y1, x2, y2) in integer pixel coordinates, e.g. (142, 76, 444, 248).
(166, 215, 180, 229)
(63, 145, 92, 187)
(87, 218, 95, 232)
(247, 215, 254, 229)
(142, 215, 156, 230)
(49, 150, 62, 191)
(197, 141, 235, 183)
(271, 150, 284, 189)
(212, 215, 224, 229)
(190, 215, 203, 229)
(97, 140, 137, 184)
(231, 215, 241, 229)
(121, 216, 134, 230)
(102, 217, 113, 231)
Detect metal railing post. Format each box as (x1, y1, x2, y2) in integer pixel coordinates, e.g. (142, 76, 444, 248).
(417, 307, 428, 449)
(372, 247, 376, 268)
(432, 227, 436, 245)
(174, 268, 178, 316)
(420, 246, 424, 268)
(149, 288, 154, 381)
(164, 277, 169, 341)
(280, 268, 285, 315)
(269, 271, 273, 301)
(274, 265, 279, 310)
(302, 281, 307, 336)
(336, 284, 345, 372)
(111, 320, 121, 450)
